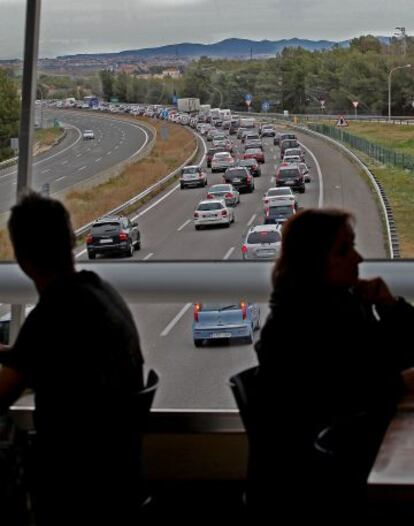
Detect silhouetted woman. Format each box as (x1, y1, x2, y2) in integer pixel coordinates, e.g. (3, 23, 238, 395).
(253, 208, 414, 522)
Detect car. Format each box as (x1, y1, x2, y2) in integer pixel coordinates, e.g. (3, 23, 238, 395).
(283, 154, 301, 165)
(244, 139, 263, 151)
(260, 125, 276, 137)
(284, 147, 305, 161)
(241, 224, 282, 260)
(82, 129, 95, 140)
(275, 163, 305, 193)
(264, 202, 296, 225)
(192, 302, 261, 346)
(242, 131, 260, 144)
(211, 151, 235, 172)
(206, 183, 240, 207)
(223, 167, 254, 193)
(180, 165, 207, 188)
(86, 215, 141, 259)
(206, 146, 227, 168)
(206, 128, 220, 141)
(229, 119, 240, 135)
(274, 132, 297, 146)
(237, 158, 261, 177)
(244, 148, 265, 164)
(280, 138, 300, 159)
(299, 162, 311, 183)
(263, 187, 297, 208)
(193, 199, 234, 229)
(236, 127, 249, 140)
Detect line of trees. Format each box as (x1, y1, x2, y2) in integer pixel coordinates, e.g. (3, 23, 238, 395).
(0, 69, 19, 161)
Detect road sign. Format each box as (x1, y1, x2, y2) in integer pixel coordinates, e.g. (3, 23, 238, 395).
(352, 101, 359, 108)
(245, 93, 252, 102)
(262, 101, 270, 112)
(336, 115, 349, 127)
(10, 138, 19, 153)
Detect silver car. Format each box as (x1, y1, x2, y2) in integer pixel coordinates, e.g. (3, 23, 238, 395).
(241, 224, 282, 260)
(206, 183, 240, 207)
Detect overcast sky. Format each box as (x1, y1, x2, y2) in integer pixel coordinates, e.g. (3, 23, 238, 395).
(0, 0, 412, 59)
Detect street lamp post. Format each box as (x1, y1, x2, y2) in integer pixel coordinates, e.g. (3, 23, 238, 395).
(388, 64, 411, 121)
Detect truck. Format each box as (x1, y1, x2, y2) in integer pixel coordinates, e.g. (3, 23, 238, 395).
(199, 104, 211, 115)
(177, 98, 200, 113)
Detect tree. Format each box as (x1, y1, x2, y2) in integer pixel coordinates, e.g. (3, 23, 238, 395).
(0, 70, 20, 161)
(99, 69, 115, 101)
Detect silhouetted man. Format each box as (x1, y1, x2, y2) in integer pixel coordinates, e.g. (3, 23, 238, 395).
(0, 192, 144, 525)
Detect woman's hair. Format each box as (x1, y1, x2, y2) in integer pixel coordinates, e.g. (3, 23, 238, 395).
(272, 208, 354, 290)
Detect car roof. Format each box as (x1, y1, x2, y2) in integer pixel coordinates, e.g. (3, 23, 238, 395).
(248, 224, 280, 233)
(93, 215, 125, 224)
(197, 199, 226, 205)
(183, 165, 200, 169)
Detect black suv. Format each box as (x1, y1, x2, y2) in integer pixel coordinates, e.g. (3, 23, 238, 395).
(86, 215, 141, 259)
(223, 167, 254, 193)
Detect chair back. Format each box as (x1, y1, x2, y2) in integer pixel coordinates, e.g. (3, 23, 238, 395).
(134, 369, 159, 427)
(229, 366, 260, 434)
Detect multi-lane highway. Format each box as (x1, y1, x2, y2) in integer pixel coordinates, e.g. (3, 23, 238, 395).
(0, 110, 152, 215)
(74, 121, 386, 410)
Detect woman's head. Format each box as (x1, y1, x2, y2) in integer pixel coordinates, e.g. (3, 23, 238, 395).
(272, 208, 363, 290)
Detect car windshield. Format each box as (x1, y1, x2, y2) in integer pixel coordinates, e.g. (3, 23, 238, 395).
(226, 169, 247, 177)
(214, 153, 230, 159)
(247, 231, 281, 243)
(182, 167, 199, 174)
(91, 222, 120, 234)
(245, 148, 261, 154)
(279, 169, 299, 178)
(268, 206, 294, 215)
(200, 304, 239, 311)
(197, 202, 223, 211)
(268, 188, 292, 196)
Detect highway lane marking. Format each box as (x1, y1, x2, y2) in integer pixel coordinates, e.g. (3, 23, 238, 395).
(0, 124, 83, 182)
(247, 213, 256, 226)
(41, 168, 51, 174)
(78, 165, 87, 171)
(61, 160, 68, 165)
(95, 157, 102, 162)
(298, 141, 324, 208)
(114, 146, 119, 150)
(223, 247, 235, 260)
(76, 153, 82, 158)
(56, 176, 66, 182)
(177, 219, 191, 231)
(143, 253, 154, 260)
(106, 151, 112, 155)
(161, 303, 192, 337)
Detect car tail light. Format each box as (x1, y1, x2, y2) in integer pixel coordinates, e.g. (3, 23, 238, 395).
(119, 232, 128, 241)
(241, 244, 248, 254)
(246, 175, 252, 183)
(265, 208, 269, 217)
(264, 199, 269, 205)
(194, 212, 199, 218)
(221, 210, 228, 216)
(240, 302, 247, 320)
(207, 194, 213, 199)
(194, 303, 201, 321)
(225, 192, 233, 198)
(86, 234, 93, 244)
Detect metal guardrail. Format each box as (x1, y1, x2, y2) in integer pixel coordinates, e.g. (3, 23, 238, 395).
(74, 127, 205, 238)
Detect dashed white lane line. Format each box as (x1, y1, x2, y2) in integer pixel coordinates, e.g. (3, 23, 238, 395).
(161, 303, 192, 337)
(247, 213, 256, 227)
(223, 246, 235, 260)
(106, 151, 112, 155)
(177, 219, 191, 231)
(78, 165, 86, 171)
(41, 168, 51, 174)
(61, 160, 68, 165)
(143, 253, 154, 261)
(95, 157, 102, 162)
(114, 145, 119, 150)
(76, 153, 82, 158)
(56, 176, 66, 182)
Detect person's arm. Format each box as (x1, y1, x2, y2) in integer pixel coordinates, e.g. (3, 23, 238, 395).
(0, 366, 26, 414)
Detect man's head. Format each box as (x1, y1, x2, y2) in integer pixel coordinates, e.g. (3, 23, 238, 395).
(8, 193, 75, 279)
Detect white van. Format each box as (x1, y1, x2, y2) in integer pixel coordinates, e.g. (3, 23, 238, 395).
(239, 117, 256, 128)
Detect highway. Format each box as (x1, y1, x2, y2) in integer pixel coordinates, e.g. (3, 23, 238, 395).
(0, 110, 152, 215)
(75, 121, 386, 410)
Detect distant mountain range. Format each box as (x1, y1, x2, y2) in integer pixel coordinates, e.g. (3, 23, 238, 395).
(57, 36, 391, 61)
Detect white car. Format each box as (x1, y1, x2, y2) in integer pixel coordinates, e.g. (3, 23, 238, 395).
(283, 154, 301, 165)
(211, 152, 235, 173)
(263, 187, 297, 209)
(180, 165, 207, 188)
(284, 147, 305, 161)
(242, 224, 282, 260)
(194, 199, 235, 230)
(82, 129, 95, 140)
